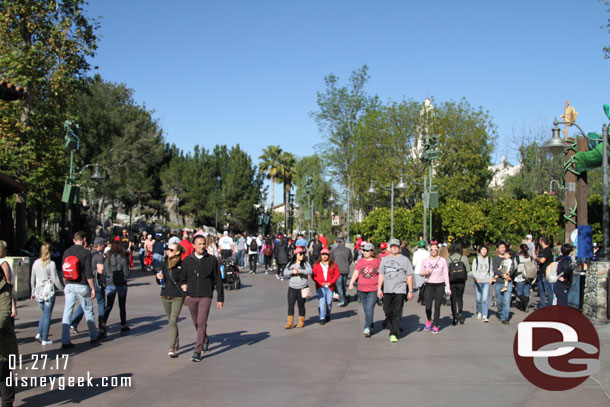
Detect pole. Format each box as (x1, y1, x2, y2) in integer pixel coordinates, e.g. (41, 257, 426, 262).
(346, 182, 351, 243)
(310, 197, 313, 241)
(429, 164, 433, 240)
(390, 181, 395, 240)
(423, 174, 427, 243)
(602, 124, 609, 259)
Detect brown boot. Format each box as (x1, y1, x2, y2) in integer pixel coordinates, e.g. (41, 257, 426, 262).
(284, 316, 295, 329)
(296, 316, 305, 328)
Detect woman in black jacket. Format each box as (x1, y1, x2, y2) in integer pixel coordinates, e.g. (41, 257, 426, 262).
(554, 244, 573, 306)
(156, 243, 185, 358)
(102, 241, 130, 333)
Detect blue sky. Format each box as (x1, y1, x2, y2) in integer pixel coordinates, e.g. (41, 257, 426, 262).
(86, 0, 609, 203)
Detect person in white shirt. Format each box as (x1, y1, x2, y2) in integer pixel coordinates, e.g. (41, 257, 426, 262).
(412, 240, 429, 289)
(218, 231, 234, 260)
(246, 234, 259, 274)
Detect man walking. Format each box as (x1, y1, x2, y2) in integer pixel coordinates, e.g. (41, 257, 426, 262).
(492, 241, 516, 325)
(70, 237, 107, 338)
(218, 231, 234, 260)
(537, 237, 554, 308)
(330, 236, 352, 307)
(181, 234, 224, 362)
(377, 238, 414, 343)
(61, 231, 99, 349)
(274, 234, 290, 281)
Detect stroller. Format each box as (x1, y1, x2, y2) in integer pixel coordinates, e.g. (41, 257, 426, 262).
(143, 251, 154, 272)
(221, 258, 241, 290)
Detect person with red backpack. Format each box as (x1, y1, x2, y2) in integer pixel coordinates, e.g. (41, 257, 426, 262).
(262, 237, 274, 274)
(61, 231, 99, 349)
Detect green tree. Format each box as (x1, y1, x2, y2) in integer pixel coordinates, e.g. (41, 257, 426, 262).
(258, 145, 283, 209)
(0, 0, 98, 212)
(277, 151, 296, 232)
(293, 155, 333, 235)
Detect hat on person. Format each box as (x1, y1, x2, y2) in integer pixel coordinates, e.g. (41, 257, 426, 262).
(417, 240, 426, 248)
(223, 231, 229, 236)
(114, 236, 121, 242)
(168, 236, 181, 246)
(380, 242, 387, 250)
(526, 234, 533, 239)
(388, 238, 400, 247)
(362, 242, 374, 251)
(294, 246, 305, 254)
(93, 237, 107, 246)
(320, 248, 331, 255)
(193, 230, 206, 240)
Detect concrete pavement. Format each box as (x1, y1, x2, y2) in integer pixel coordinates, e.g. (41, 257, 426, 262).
(10, 263, 610, 407)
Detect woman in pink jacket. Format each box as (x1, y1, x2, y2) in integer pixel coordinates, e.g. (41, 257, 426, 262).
(420, 241, 451, 334)
(312, 248, 340, 325)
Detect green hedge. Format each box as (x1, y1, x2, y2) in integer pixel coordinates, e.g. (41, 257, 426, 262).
(352, 195, 564, 246)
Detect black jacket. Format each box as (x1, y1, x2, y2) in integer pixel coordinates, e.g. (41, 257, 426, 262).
(274, 239, 290, 265)
(156, 259, 185, 298)
(181, 252, 224, 301)
(556, 255, 573, 286)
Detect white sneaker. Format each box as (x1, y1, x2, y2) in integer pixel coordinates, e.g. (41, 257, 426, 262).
(41, 340, 53, 346)
(275, 274, 280, 280)
(477, 312, 482, 320)
(35, 334, 41, 344)
(482, 316, 489, 322)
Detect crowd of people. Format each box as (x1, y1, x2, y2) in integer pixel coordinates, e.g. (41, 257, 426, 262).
(0, 226, 579, 406)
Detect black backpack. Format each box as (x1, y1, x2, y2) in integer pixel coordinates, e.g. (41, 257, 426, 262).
(249, 239, 258, 252)
(449, 256, 467, 283)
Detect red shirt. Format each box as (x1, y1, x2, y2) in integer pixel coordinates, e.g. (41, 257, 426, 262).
(355, 237, 363, 251)
(312, 262, 340, 291)
(180, 239, 194, 260)
(319, 235, 328, 248)
(378, 251, 390, 259)
(354, 258, 380, 292)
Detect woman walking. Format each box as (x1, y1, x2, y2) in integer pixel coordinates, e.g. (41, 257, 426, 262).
(420, 241, 451, 334)
(156, 243, 185, 357)
(515, 244, 535, 312)
(262, 237, 274, 274)
(102, 240, 130, 333)
(554, 244, 574, 306)
(348, 242, 379, 337)
(31, 243, 64, 345)
(283, 247, 312, 329)
(312, 248, 339, 325)
(472, 245, 492, 322)
(448, 243, 470, 325)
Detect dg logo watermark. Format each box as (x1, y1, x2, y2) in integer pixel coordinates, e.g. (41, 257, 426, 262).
(513, 305, 600, 391)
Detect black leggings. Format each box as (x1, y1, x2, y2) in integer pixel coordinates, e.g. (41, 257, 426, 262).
(424, 283, 445, 327)
(450, 283, 465, 319)
(264, 254, 273, 270)
(249, 254, 257, 272)
(278, 263, 287, 277)
(287, 287, 306, 317)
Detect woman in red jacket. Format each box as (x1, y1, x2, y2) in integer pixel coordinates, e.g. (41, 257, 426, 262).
(312, 248, 340, 325)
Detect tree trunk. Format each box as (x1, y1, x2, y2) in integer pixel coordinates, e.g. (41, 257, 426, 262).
(270, 175, 275, 209)
(283, 182, 288, 234)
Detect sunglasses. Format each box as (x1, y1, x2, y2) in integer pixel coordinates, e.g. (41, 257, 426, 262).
(362, 249, 372, 252)
(167, 248, 176, 252)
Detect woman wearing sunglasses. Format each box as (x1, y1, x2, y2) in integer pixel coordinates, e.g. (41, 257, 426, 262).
(349, 242, 379, 337)
(420, 241, 451, 334)
(283, 247, 312, 329)
(312, 248, 340, 325)
(156, 243, 186, 357)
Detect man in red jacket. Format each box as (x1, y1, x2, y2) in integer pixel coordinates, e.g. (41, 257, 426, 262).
(179, 228, 194, 260)
(180, 234, 224, 362)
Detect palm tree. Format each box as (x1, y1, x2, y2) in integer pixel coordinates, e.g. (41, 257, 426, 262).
(278, 151, 297, 233)
(258, 145, 283, 209)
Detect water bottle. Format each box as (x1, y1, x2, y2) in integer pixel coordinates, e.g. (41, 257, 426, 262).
(159, 277, 165, 289)
(445, 292, 451, 301)
(220, 264, 225, 279)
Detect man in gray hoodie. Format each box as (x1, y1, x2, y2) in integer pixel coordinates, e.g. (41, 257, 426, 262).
(330, 236, 352, 306)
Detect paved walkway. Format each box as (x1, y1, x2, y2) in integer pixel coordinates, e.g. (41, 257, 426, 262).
(10, 263, 610, 407)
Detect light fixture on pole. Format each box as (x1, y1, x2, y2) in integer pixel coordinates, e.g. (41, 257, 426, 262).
(543, 123, 569, 156)
(368, 176, 407, 240)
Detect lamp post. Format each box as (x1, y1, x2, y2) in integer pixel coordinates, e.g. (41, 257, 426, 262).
(367, 174, 407, 240)
(328, 192, 335, 236)
(215, 175, 222, 232)
(545, 119, 609, 259)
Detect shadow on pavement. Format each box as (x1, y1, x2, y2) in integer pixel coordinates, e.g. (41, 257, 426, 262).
(204, 330, 270, 358)
(17, 373, 133, 406)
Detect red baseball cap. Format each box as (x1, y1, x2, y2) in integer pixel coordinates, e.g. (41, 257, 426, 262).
(380, 242, 387, 250)
(320, 248, 330, 255)
(294, 246, 305, 254)
(114, 236, 121, 242)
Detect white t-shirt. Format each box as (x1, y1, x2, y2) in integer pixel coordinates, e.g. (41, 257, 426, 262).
(412, 248, 430, 275)
(321, 263, 329, 281)
(219, 236, 233, 250)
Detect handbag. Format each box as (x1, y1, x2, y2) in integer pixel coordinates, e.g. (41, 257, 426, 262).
(301, 286, 312, 299)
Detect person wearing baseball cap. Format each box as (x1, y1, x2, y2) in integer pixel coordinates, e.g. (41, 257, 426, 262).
(377, 238, 414, 343)
(378, 242, 390, 259)
(349, 241, 380, 337)
(282, 246, 312, 329)
(312, 247, 340, 325)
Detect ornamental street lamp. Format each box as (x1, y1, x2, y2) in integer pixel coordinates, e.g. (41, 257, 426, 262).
(367, 174, 407, 240)
(545, 119, 609, 260)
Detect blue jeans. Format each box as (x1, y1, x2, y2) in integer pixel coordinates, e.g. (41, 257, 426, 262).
(473, 282, 490, 317)
(37, 296, 56, 341)
(494, 281, 513, 321)
(335, 274, 348, 304)
(103, 284, 128, 326)
(317, 287, 333, 320)
(62, 284, 98, 344)
(236, 250, 245, 268)
(72, 284, 105, 327)
(359, 290, 377, 329)
(537, 274, 553, 307)
(516, 281, 531, 298)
